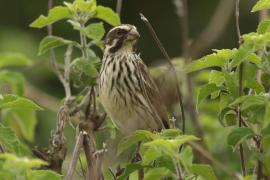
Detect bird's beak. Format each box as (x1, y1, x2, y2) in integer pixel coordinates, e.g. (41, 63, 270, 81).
(129, 28, 140, 39)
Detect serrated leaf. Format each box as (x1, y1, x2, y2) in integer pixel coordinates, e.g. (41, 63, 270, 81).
(0, 124, 21, 153)
(95, 6, 120, 26)
(83, 22, 105, 41)
(0, 71, 25, 96)
(227, 127, 254, 148)
(209, 70, 225, 86)
(117, 130, 157, 155)
(186, 49, 233, 73)
(38, 36, 74, 55)
(252, 0, 270, 12)
(0, 53, 32, 69)
(144, 167, 176, 180)
(30, 6, 71, 28)
(190, 164, 217, 180)
(197, 83, 221, 105)
(0, 94, 42, 110)
(27, 170, 61, 180)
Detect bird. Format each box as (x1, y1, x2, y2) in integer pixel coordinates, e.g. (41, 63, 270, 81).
(99, 24, 169, 135)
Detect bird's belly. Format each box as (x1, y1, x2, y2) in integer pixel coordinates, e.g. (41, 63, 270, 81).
(100, 80, 157, 134)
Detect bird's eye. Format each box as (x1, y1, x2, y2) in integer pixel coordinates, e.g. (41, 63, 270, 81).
(116, 29, 126, 36)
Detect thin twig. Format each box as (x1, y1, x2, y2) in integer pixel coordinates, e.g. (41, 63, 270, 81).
(235, 0, 246, 176)
(64, 45, 73, 98)
(47, 0, 66, 88)
(174, 0, 205, 139)
(65, 131, 84, 180)
(83, 132, 97, 180)
(116, 0, 123, 17)
(175, 162, 183, 180)
(139, 13, 186, 135)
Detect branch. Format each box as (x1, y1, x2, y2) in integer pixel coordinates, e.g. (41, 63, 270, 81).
(235, 0, 246, 176)
(174, 0, 189, 59)
(116, 0, 123, 17)
(64, 45, 73, 98)
(173, 0, 205, 139)
(140, 13, 186, 135)
(189, 0, 235, 59)
(65, 131, 84, 180)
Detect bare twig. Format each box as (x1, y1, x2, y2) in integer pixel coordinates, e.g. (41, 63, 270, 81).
(116, 0, 123, 16)
(173, 0, 204, 139)
(140, 13, 186, 134)
(235, 0, 246, 176)
(64, 45, 73, 98)
(83, 132, 97, 180)
(175, 162, 183, 180)
(65, 131, 84, 180)
(188, 0, 235, 59)
(174, 0, 189, 59)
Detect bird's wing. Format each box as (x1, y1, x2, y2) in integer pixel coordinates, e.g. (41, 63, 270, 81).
(135, 57, 169, 129)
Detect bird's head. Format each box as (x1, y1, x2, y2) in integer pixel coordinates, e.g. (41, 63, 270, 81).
(104, 24, 140, 54)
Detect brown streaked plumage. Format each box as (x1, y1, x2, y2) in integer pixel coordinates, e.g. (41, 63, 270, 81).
(99, 24, 168, 134)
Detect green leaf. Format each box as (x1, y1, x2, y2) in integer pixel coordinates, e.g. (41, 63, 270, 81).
(144, 167, 176, 180)
(4, 109, 37, 142)
(179, 146, 193, 169)
(117, 130, 157, 155)
(71, 57, 98, 76)
(0, 153, 47, 173)
(257, 20, 270, 34)
(0, 124, 21, 153)
(197, 83, 221, 105)
(27, 170, 61, 180)
(142, 147, 163, 165)
(158, 129, 180, 139)
(38, 36, 74, 55)
(252, 0, 270, 12)
(227, 127, 254, 148)
(30, 6, 71, 28)
(262, 135, 270, 151)
(190, 164, 217, 180)
(0, 94, 42, 110)
(0, 71, 25, 96)
(118, 163, 149, 180)
(83, 22, 105, 41)
(95, 6, 121, 26)
(0, 52, 32, 69)
(229, 95, 265, 111)
(224, 72, 238, 98)
(186, 49, 233, 73)
(209, 70, 225, 87)
(65, 0, 96, 14)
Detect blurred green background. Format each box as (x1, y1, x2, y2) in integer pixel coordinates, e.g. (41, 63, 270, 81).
(0, 0, 262, 178)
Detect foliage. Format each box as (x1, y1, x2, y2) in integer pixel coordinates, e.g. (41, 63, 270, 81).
(0, 52, 60, 178)
(186, 1, 270, 178)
